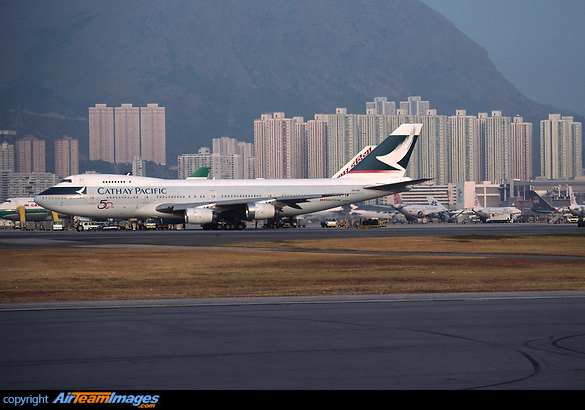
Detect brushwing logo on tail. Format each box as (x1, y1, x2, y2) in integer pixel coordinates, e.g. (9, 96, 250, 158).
(374, 127, 417, 172)
(346, 124, 421, 175)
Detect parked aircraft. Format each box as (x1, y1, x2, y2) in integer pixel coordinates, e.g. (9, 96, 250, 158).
(35, 124, 428, 230)
(526, 190, 558, 214)
(472, 195, 521, 222)
(0, 197, 56, 222)
(568, 186, 585, 218)
(392, 193, 449, 222)
(186, 167, 210, 179)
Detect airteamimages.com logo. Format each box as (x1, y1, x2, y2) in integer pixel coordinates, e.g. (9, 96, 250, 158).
(3, 392, 160, 408)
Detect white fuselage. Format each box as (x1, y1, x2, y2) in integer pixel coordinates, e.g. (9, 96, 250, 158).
(34, 173, 414, 221)
(0, 197, 53, 221)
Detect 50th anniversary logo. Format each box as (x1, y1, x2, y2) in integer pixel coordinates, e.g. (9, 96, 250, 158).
(3, 392, 160, 408)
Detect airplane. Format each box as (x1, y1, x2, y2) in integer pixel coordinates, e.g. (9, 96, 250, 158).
(186, 167, 210, 179)
(35, 124, 429, 230)
(0, 197, 58, 222)
(472, 194, 521, 223)
(568, 186, 585, 219)
(392, 193, 450, 222)
(526, 190, 558, 214)
(347, 203, 397, 219)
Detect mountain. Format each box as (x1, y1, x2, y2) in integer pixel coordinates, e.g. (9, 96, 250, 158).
(0, 0, 573, 167)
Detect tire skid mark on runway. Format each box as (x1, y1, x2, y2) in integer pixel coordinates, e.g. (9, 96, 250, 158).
(394, 326, 545, 390)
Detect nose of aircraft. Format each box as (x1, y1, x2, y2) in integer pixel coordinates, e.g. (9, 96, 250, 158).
(33, 195, 45, 207)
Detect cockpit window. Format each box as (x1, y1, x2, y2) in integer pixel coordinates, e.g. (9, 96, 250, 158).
(60, 179, 73, 183)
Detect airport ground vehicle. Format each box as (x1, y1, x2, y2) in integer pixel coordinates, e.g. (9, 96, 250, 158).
(358, 218, 386, 229)
(321, 218, 337, 228)
(76, 221, 101, 231)
(144, 218, 158, 229)
(101, 222, 122, 230)
(52, 220, 64, 230)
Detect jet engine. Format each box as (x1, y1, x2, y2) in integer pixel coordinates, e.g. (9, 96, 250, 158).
(246, 202, 276, 220)
(184, 208, 214, 224)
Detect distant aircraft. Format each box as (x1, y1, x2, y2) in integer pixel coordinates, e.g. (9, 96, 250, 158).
(472, 194, 521, 222)
(568, 186, 585, 219)
(347, 203, 397, 219)
(0, 197, 56, 222)
(392, 193, 449, 222)
(35, 124, 429, 230)
(526, 190, 558, 214)
(186, 167, 211, 179)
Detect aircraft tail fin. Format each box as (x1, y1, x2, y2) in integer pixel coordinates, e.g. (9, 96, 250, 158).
(333, 146, 375, 178)
(473, 194, 482, 209)
(527, 190, 556, 213)
(569, 186, 577, 207)
(340, 124, 422, 178)
(187, 167, 211, 179)
(427, 196, 447, 210)
(393, 193, 404, 207)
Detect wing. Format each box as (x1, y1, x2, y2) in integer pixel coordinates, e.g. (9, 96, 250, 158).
(155, 193, 349, 218)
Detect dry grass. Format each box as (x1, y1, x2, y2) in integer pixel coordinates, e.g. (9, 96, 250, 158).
(234, 234, 585, 256)
(1, 234, 584, 303)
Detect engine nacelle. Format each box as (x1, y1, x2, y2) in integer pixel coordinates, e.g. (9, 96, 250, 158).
(184, 208, 214, 224)
(246, 202, 276, 220)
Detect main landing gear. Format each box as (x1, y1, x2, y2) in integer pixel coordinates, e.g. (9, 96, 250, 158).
(201, 220, 247, 230)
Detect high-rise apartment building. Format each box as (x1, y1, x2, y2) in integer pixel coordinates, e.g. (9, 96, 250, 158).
(254, 113, 287, 179)
(89, 103, 165, 165)
(413, 112, 447, 185)
(0, 142, 15, 172)
(400, 96, 430, 116)
(178, 148, 212, 180)
(478, 111, 510, 183)
(237, 141, 255, 180)
(55, 137, 79, 179)
(89, 104, 115, 163)
(366, 97, 396, 116)
(211, 137, 253, 179)
(140, 103, 166, 166)
(307, 114, 328, 178)
(540, 114, 582, 179)
(510, 116, 533, 180)
(115, 104, 141, 164)
(326, 108, 359, 177)
(178, 138, 254, 180)
(16, 135, 45, 173)
(447, 110, 478, 183)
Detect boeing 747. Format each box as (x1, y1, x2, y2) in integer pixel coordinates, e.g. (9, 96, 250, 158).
(35, 124, 427, 230)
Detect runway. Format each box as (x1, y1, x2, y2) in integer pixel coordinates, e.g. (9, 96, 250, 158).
(0, 221, 582, 249)
(1, 223, 584, 390)
(1, 292, 585, 390)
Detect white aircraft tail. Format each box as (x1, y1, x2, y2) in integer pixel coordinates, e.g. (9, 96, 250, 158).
(569, 186, 578, 207)
(473, 194, 482, 209)
(427, 196, 447, 211)
(333, 146, 375, 178)
(393, 193, 404, 207)
(339, 124, 422, 178)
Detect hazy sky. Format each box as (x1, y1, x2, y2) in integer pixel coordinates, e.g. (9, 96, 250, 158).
(420, 0, 585, 116)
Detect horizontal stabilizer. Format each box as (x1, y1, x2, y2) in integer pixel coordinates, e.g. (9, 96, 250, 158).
(364, 178, 432, 192)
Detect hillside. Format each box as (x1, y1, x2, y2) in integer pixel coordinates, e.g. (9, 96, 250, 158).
(0, 0, 566, 165)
